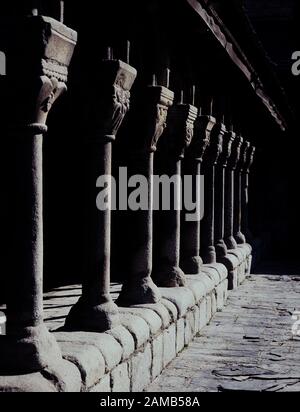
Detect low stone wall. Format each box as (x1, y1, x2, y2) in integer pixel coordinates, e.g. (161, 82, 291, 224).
(0, 253, 250, 392)
(53, 266, 229, 392)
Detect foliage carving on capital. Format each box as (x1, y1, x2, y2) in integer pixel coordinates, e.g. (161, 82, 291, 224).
(219, 128, 235, 167)
(36, 76, 66, 123)
(228, 135, 244, 170)
(106, 84, 130, 137)
(6, 76, 66, 134)
(203, 122, 225, 165)
(239, 141, 250, 171)
(161, 103, 198, 159)
(91, 61, 137, 140)
(151, 103, 169, 150)
(142, 86, 174, 153)
(245, 145, 256, 172)
(6, 75, 67, 135)
(188, 115, 216, 161)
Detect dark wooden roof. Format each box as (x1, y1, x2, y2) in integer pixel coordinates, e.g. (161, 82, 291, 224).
(186, 0, 293, 131)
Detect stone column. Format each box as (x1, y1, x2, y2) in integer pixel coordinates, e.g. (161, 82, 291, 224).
(153, 101, 198, 287)
(0, 15, 77, 374)
(200, 123, 223, 264)
(117, 83, 174, 306)
(224, 133, 243, 250)
(234, 141, 248, 244)
(241, 144, 256, 242)
(65, 59, 137, 332)
(214, 124, 234, 259)
(180, 115, 216, 274)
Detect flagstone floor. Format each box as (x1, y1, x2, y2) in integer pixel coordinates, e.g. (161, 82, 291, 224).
(147, 273, 300, 392)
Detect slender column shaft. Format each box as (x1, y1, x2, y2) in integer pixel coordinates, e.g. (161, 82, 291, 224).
(181, 115, 216, 274)
(241, 145, 256, 242)
(83, 139, 113, 305)
(117, 85, 174, 305)
(225, 134, 243, 250)
(200, 123, 223, 264)
(234, 141, 251, 244)
(0, 15, 77, 374)
(201, 162, 216, 263)
(214, 124, 232, 259)
(154, 159, 183, 286)
(153, 103, 198, 287)
(181, 159, 202, 273)
(117, 154, 156, 305)
(0, 126, 62, 374)
(9, 131, 45, 334)
(65, 60, 136, 331)
(215, 162, 227, 257)
(234, 170, 246, 243)
(241, 171, 249, 237)
(224, 168, 237, 249)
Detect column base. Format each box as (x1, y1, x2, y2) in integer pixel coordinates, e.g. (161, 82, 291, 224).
(180, 256, 203, 275)
(202, 246, 217, 265)
(153, 265, 186, 287)
(217, 254, 240, 290)
(116, 277, 161, 307)
(238, 242, 252, 256)
(235, 231, 246, 244)
(0, 358, 82, 392)
(0, 323, 62, 375)
(238, 243, 252, 276)
(215, 240, 228, 259)
(227, 247, 247, 286)
(225, 236, 238, 250)
(64, 298, 120, 333)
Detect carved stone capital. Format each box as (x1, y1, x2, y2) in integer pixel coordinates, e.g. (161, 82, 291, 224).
(0, 15, 77, 133)
(88, 60, 137, 141)
(139, 85, 174, 153)
(219, 127, 234, 167)
(188, 115, 216, 161)
(245, 145, 256, 172)
(21, 76, 66, 135)
(205, 122, 226, 165)
(228, 135, 244, 170)
(0, 16, 77, 80)
(161, 103, 198, 159)
(239, 141, 251, 171)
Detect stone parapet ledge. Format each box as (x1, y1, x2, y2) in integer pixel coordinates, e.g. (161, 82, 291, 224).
(0, 359, 82, 392)
(218, 252, 248, 290)
(228, 244, 252, 284)
(0, 263, 235, 392)
(238, 243, 252, 262)
(228, 247, 246, 265)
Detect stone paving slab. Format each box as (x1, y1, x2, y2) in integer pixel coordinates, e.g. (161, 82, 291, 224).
(147, 274, 300, 392)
